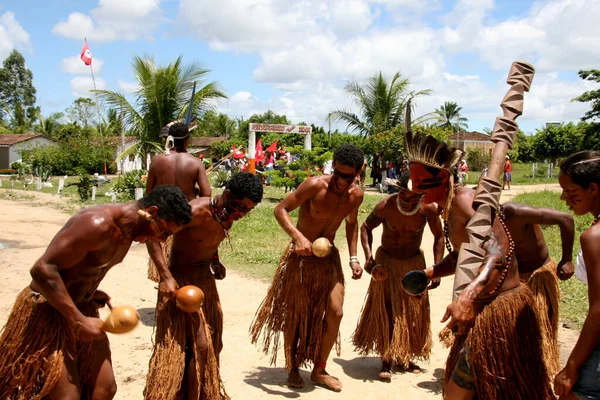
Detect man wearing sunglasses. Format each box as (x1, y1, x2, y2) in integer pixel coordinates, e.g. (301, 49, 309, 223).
(353, 171, 444, 380)
(251, 144, 365, 392)
(145, 172, 263, 400)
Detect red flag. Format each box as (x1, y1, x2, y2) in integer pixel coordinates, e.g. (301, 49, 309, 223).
(267, 140, 278, 153)
(80, 41, 92, 66)
(256, 138, 264, 162)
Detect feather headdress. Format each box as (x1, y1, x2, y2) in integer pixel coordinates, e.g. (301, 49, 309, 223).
(403, 100, 464, 220)
(404, 100, 464, 172)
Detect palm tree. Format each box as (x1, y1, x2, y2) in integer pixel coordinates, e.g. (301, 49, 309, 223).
(328, 71, 431, 137)
(94, 55, 226, 165)
(434, 101, 469, 133)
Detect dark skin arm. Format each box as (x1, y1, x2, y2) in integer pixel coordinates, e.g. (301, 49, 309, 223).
(211, 249, 226, 280)
(346, 190, 364, 280)
(423, 204, 444, 289)
(29, 214, 113, 341)
(274, 178, 321, 256)
(196, 161, 211, 198)
(360, 201, 386, 274)
(503, 202, 575, 279)
(442, 233, 507, 334)
(555, 228, 600, 397)
(146, 240, 178, 295)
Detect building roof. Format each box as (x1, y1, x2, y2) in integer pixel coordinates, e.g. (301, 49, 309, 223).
(189, 136, 228, 148)
(449, 131, 492, 142)
(105, 136, 138, 146)
(0, 133, 53, 147)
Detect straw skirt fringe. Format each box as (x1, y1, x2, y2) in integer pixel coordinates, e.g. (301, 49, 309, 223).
(352, 248, 432, 367)
(444, 284, 555, 400)
(250, 246, 344, 371)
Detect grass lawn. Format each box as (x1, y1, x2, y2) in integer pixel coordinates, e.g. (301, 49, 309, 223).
(512, 190, 591, 329)
(464, 162, 560, 185)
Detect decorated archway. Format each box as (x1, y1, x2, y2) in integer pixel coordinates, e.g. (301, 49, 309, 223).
(247, 123, 312, 173)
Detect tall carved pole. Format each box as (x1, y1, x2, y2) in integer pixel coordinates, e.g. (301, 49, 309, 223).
(452, 61, 535, 299)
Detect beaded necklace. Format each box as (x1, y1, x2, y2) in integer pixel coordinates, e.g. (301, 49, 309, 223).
(487, 206, 515, 296)
(210, 196, 231, 246)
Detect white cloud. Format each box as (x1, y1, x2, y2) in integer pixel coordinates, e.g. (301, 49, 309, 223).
(60, 55, 104, 75)
(52, 0, 164, 42)
(181, 0, 596, 132)
(118, 80, 139, 94)
(0, 12, 32, 60)
(70, 76, 107, 98)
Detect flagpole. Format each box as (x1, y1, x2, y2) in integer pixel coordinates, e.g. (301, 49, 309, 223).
(85, 37, 108, 176)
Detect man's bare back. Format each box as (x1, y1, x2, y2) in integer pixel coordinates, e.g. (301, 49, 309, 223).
(501, 202, 574, 278)
(147, 151, 211, 200)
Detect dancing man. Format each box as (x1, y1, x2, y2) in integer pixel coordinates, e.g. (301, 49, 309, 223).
(145, 172, 263, 400)
(146, 121, 211, 282)
(500, 201, 575, 374)
(0, 185, 192, 399)
(251, 144, 365, 392)
(353, 171, 444, 379)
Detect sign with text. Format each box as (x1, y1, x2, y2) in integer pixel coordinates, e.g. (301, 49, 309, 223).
(249, 123, 312, 134)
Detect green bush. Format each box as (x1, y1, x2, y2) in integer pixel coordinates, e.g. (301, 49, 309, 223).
(21, 137, 116, 176)
(467, 148, 491, 171)
(113, 170, 146, 200)
(212, 169, 231, 188)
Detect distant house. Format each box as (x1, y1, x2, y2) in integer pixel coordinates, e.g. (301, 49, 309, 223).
(189, 136, 228, 159)
(106, 136, 148, 173)
(449, 131, 493, 157)
(0, 133, 55, 169)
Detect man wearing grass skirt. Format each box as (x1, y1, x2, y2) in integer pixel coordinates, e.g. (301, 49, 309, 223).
(352, 170, 444, 380)
(251, 144, 365, 392)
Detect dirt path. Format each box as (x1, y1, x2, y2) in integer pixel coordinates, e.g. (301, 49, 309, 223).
(0, 183, 576, 399)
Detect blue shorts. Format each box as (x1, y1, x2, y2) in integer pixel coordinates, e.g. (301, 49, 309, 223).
(572, 344, 600, 399)
(503, 172, 512, 182)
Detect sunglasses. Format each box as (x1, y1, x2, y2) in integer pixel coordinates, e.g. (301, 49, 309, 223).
(333, 169, 357, 183)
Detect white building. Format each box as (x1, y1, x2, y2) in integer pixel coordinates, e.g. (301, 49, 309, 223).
(0, 133, 56, 169)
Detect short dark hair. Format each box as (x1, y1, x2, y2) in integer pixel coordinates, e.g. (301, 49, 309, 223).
(169, 122, 189, 147)
(226, 172, 264, 204)
(560, 151, 600, 189)
(334, 144, 364, 171)
(138, 185, 192, 225)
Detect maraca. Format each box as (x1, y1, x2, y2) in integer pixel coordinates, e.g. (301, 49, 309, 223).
(371, 264, 389, 282)
(100, 305, 140, 334)
(401, 270, 430, 296)
(176, 285, 205, 313)
(312, 237, 333, 257)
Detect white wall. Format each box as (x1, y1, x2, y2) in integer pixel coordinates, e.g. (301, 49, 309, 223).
(10, 137, 56, 166)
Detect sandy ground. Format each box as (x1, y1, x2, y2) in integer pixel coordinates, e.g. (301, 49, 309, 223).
(0, 183, 577, 399)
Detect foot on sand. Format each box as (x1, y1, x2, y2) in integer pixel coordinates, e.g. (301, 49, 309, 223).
(405, 361, 422, 374)
(311, 369, 342, 392)
(288, 369, 304, 388)
(379, 360, 392, 380)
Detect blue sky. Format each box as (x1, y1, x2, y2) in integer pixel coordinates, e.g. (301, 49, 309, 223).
(0, 0, 598, 135)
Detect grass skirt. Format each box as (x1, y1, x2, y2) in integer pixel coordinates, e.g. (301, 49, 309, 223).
(250, 246, 344, 372)
(0, 288, 101, 400)
(444, 284, 555, 400)
(524, 258, 560, 375)
(147, 236, 173, 282)
(352, 248, 432, 367)
(145, 265, 227, 400)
